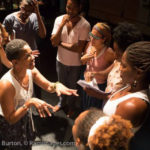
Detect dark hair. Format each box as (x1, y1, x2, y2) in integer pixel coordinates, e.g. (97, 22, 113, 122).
(126, 41, 150, 81)
(89, 115, 133, 150)
(69, 0, 81, 6)
(75, 109, 105, 146)
(5, 39, 28, 61)
(21, 0, 33, 6)
(113, 22, 143, 52)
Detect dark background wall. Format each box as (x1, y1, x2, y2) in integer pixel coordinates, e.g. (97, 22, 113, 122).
(0, 0, 150, 80)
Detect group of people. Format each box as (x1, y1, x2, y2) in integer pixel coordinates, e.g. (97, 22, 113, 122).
(0, 0, 150, 150)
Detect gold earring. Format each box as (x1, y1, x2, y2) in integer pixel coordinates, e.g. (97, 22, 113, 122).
(133, 80, 137, 87)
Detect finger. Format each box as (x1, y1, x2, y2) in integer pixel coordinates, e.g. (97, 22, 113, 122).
(56, 89, 61, 96)
(60, 90, 72, 95)
(44, 106, 51, 117)
(37, 108, 44, 118)
(40, 108, 46, 118)
(47, 104, 54, 109)
(72, 91, 79, 96)
(67, 89, 79, 96)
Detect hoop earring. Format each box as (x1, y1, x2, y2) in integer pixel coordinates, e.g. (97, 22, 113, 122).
(133, 80, 137, 87)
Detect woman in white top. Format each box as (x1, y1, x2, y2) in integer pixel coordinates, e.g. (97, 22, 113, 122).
(85, 41, 150, 129)
(0, 39, 78, 149)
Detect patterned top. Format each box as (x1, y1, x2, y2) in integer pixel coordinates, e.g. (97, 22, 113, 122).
(105, 60, 123, 93)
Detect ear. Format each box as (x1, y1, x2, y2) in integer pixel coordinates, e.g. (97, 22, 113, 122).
(12, 60, 17, 65)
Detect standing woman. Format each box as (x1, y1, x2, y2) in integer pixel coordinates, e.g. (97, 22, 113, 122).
(81, 22, 115, 110)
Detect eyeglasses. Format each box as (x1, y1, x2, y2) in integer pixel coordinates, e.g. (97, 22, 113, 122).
(89, 32, 102, 40)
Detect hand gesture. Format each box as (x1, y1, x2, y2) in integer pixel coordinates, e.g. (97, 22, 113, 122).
(55, 82, 79, 97)
(29, 98, 54, 118)
(31, 0, 39, 14)
(61, 15, 70, 26)
(32, 50, 40, 57)
(84, 71, 94, 82)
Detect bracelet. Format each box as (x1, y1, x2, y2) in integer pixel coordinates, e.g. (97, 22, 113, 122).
(22, 104, 29, 111)
(52, 81, 60, 92)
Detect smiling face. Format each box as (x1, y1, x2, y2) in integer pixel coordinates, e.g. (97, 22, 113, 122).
(15, 44, 35, 70)
(66, 0, 80, 19)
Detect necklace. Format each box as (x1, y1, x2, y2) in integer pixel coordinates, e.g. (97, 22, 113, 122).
(109, 84, 130, 101)
(12, 70, 29, 88)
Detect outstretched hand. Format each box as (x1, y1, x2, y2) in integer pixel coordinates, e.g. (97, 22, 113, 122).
(29, 98, 54, 118)
(32, 50, 40, 57)
(55, 82, 79, 97)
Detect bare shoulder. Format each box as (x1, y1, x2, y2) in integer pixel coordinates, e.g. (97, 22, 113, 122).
(0, 79, 15, 95)
(116, 97, 148, 126)
(31, 67, 39, 76)
(119, 97, 148, 111)
(105, 47, 115, 63)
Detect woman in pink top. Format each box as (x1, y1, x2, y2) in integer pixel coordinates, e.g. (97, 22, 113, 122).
(81, 22, 115, 110)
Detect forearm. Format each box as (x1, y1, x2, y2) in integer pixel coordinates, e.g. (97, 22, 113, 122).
(51, 24, 64, 47)
(36, 11, 46, 38)
(6, 104, 29, 124)
(60, 41, 84, 54)
(0, 47, 12, 68)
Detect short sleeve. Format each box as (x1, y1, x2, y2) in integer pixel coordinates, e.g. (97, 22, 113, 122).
(30, 14, 39, 33)
(51, 16, 63, 35)
(79, 22, 91, 41)
(3, 15, 13, 34)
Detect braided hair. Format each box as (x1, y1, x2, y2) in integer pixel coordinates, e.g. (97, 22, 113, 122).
(126, 41, 150, 83)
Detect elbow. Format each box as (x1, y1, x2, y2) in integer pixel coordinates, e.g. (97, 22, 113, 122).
(5, 116, 17, 125)
(50, 37, 58, 47)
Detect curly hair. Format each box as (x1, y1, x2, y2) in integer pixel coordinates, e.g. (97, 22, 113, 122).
(5, 39, 28, 61)
(113, 22, 143, 52)
(74, 108, 105, 146)
(88, 115, 133, 150)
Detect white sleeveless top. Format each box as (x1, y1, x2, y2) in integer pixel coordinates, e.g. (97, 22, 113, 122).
(103, 88, 149, 132)
(0, 69, 33, 116)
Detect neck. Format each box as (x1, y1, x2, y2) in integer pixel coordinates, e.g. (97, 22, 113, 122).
(13, 67, 27, 79)
(17, 12, 28, 24)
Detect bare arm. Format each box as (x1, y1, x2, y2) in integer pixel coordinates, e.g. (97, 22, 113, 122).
(32, 67, 78, 96)
(83, 86, 109, 100)
(0, 80, 53, 124)
(32, 0, 46, 38)
(60, 40, 87, 54)
(51, 15, 69, 47)
(0, 46, 12, 68)
(115, 98, 148, 127)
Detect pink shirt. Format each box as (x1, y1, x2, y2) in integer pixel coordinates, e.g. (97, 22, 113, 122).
(85, 46, 113, 84)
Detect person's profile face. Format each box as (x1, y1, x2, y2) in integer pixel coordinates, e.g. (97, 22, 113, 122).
(17, 44, 35, 70)
(120, 52, 136, 85)
(66, 0, 80, 18)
